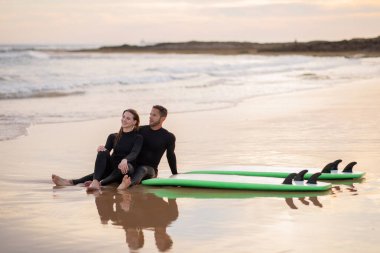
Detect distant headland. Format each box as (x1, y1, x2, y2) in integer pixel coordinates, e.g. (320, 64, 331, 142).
(74, 36, 380, 57)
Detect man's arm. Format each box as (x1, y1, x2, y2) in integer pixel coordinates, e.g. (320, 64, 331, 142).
(167, 134, 177, 174)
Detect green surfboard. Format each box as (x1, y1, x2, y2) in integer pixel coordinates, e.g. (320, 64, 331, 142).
(186, 161, 365, 180)
(142, 174, 331, 192)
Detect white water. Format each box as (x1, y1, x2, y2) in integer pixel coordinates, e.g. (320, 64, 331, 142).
(1, 45, 380, 140)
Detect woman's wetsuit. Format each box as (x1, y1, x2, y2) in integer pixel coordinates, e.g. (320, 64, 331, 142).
(72, 131, 143, 185)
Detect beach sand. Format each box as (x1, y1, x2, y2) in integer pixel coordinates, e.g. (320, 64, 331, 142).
(1, 78, 380, 252)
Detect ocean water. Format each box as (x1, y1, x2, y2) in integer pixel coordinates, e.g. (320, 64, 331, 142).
(1, 45, 380, 141)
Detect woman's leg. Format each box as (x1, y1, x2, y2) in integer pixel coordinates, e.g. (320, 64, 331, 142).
(93, 151, 112, 181)
(86, 151, 113, 191)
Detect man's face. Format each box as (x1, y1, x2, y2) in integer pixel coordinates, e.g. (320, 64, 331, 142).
(149, 108, 163, 127)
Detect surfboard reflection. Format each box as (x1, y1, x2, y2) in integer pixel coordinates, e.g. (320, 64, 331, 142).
(94, 188, 178, 252)
(285, 196, 323, 209)
(146, 186, 329, 209)
(144, 178, 362, 209)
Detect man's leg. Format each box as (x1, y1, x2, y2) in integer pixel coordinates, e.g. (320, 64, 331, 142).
(52, 174, 74, 186)
(53, 151, 111, 186)
(71, 150, 112, 185)
(72, 173, 94, 185)
(101, 164, 135, 186)
(117, 165, 156, 190)
(131, 165, 156, 185)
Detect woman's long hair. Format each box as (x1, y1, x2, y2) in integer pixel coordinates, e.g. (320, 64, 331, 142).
(114, 109, 140, 148)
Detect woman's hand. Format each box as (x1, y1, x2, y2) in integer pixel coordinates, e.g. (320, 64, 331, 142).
(97, 145, 107, 152)
(118, 159, 129, 174)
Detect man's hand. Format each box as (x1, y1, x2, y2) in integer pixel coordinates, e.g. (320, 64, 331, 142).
(97, 145, 107, 152)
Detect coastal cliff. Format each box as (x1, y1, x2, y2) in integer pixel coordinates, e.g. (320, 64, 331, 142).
(77, 36, 380, 56)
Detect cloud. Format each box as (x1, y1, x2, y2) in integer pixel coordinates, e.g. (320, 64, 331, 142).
(0, 0, 379, 44)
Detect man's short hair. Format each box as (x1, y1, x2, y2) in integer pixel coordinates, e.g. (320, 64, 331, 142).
(153, 105, 168, 117)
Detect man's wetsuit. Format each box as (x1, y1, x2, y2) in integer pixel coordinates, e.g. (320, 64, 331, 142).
(130, 125, 177, 185)
(72, 131, 143, 185)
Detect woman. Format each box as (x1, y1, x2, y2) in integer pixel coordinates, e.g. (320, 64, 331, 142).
(52, 109, 143, 191)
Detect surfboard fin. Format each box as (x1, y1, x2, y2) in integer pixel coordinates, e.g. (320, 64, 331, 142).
(332, 159, 343, 170)
(321, 163, 334, 173)
(342, 162, 357, 173)
(294, 170, 308, 181)
(306, 173, 321, 184)
(321, 159, 342, 173)
(282, 173, 297, 185)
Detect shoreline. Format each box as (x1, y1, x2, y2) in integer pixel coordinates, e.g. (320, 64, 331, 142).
(0, 78, 372, 143)
(3, 76, 379, 143)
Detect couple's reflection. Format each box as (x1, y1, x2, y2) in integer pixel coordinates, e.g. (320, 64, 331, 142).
(94, 188, 178, 252)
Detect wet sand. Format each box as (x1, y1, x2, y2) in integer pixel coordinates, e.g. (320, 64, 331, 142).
(1, 78, 380, 252)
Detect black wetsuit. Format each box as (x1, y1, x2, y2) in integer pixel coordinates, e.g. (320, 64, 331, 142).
(130, 125, 177, 185)
(72, 131, 143, 185)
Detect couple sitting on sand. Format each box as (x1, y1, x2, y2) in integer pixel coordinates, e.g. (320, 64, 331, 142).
(52, 105, 177, 191)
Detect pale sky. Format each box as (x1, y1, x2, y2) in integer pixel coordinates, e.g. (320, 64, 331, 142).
(0, 0, 379, 45)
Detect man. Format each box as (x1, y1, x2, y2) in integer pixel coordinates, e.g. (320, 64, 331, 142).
(117, 105, 177, 189)
(52, 105, 177, 190)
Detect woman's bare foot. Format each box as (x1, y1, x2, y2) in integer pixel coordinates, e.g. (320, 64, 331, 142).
(52, 174, 73, 186)
(87, 179, 101, 192)
(117, 175, 132, 190)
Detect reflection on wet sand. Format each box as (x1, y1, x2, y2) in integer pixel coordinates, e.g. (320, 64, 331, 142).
(330, 178, 363, 196)
(94, 188, 178, 252)
(88, 180, 362, 251)
(145, 179, 361, 210)
(146, 185, 331, 210)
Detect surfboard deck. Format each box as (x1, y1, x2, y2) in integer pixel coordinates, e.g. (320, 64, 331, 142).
(186, 165, 365, 180)
(142, 174, 331, 192)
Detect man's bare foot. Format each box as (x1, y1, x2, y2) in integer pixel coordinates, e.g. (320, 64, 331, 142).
(117, 175, 132, 190)
(52, 174, 73, 186)
(84, 180, 92, 187)
(87, 179, 101, 192)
